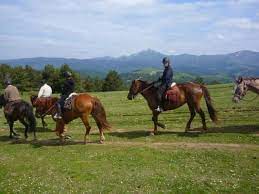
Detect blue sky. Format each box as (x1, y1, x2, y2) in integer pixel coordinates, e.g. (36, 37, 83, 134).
(0, 0, 259, 59)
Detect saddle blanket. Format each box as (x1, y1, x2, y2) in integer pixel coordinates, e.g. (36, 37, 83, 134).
(64, 93, 78, 110)
(165, 83, 180, 106)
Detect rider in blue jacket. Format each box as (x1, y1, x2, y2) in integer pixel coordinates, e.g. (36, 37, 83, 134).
(155, 57, 173, 112)
(54, 71, 75, 119)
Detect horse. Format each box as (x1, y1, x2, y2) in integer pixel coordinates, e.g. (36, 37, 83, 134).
(0, 94, 36, 139)
(127, 80, 218, 135)
(52, 93, 110, 143)
(233, 76, 259, 103)
(30, 95, 59, 128)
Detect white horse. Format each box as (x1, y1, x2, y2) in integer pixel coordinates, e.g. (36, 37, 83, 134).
(233, 76, 259, 103)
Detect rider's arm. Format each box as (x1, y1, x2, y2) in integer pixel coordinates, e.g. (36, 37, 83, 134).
(38, 86, 44, 98)
(4, 89, 9, 101)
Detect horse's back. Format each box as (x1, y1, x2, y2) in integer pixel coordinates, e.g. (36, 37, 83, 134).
(73, 93, 95, 113)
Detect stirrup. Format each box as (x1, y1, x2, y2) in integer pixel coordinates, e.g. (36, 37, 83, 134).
(155, 106, 163, 112)
(54, 114, 62, 119)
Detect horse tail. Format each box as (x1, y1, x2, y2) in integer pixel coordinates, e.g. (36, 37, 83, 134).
(91, 97, 111, 130)
(26, 105, 37, 133)
(201, 85, 218, 123)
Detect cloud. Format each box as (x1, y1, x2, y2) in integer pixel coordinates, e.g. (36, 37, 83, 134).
(217, 18, 259, 30)
(0, 0, 259, 59)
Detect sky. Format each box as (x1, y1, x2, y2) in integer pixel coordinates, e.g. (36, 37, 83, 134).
(0, 0, 259, 59)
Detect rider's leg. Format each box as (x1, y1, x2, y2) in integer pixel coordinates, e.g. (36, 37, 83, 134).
(54, 98, 64, 119)
(155, 84, 167, 112)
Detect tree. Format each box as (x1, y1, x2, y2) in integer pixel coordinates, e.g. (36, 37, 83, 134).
(102, 70, 124, 91)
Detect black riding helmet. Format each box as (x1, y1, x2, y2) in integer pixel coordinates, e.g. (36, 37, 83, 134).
(162, 57, 170, 65)
(4, 79, 12, 86)
(63, 71, 72, 78)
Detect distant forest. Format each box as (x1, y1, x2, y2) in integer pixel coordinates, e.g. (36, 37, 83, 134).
(0, 64, 125, 92)
(0, 63, 228, 93)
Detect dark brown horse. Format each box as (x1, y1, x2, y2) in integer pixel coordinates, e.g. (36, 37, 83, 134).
(0, 94, 36, 139)
(127, 80, 217, 135)
(43, 93, 110, 143)
(30, 95, 59, 128)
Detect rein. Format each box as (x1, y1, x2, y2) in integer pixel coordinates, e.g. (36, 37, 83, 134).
(40, 102, 56, 117)
(139, 81, 157, 94)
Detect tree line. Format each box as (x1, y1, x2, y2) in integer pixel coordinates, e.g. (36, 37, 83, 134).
(0, 64, 125, 93)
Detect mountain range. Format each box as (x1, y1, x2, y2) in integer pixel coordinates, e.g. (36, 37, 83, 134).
(1, 49, 259, 79)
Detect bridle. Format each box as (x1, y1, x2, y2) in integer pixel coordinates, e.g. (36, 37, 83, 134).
(131, 81, 156, 98)
(234, 81, 259, 102)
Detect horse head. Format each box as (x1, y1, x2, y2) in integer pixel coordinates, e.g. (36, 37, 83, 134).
(0, 94, 6, 108)
(232, 76, 248, 103)
(30, 95, 38, 107)
(127, 79, 149, 100)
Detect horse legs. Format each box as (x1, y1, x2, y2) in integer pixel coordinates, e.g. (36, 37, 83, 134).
(41, 117, 47, 128)
(185, 104, 196, 132)
(19, 119, 29, 139)
(80, 114, 91, 144)
(151, 111, 160, 135)
(98, 128, 105, 144)
(195, 103, 207, 131)
(8, 120, 14, 138)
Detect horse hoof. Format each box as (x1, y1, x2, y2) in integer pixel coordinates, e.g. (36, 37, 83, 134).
(149, 132, 155, 136)
(99, 140, 104, 144)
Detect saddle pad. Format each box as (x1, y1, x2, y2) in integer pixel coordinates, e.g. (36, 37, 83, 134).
(64, 93, 78, 110)
(165, 84, 180, 106)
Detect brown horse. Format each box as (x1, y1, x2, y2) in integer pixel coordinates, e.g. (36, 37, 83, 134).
(127, 80, 217, 135)
(31, 95, 59, 128)
(53, 93, 110, 143)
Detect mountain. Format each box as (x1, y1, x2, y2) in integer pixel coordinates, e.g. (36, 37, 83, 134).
(1, 49, 259, 78)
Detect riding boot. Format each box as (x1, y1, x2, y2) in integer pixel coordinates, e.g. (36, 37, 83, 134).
(54, 103, 62, 119)
(155, 86, 165, 112)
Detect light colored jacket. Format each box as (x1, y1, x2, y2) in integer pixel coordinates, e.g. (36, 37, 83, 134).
(4, 85, 21, 102)
(38, 84, 52, 98)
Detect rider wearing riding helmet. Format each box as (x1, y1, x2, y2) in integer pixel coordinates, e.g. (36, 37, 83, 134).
(3, 79, 22, 114)
(155, 57, 173, 112)
(4, 79, 21, 103)
(54, 71, 75, 119)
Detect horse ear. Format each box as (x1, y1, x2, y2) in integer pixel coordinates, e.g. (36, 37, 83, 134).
(236, 76, 242, 83)
(239, 76, 243, 83)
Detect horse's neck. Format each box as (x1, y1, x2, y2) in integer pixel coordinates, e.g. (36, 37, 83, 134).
(246, 79, 259, 94)
(140, 86, 157, 109)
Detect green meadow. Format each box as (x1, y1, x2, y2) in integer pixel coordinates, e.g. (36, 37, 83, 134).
(0, 83, 258, 193)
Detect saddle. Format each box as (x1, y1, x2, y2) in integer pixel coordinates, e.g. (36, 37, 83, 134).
(4, 100, 22, 115)
(165, 83, 180, 106)
(64, 93, 78, 110)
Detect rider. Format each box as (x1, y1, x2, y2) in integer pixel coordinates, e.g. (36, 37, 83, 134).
(54, 71, 75, 119)
(155, 57, 173, 112)
(38, 80, 52, 98)
(3, 79, 21, 113)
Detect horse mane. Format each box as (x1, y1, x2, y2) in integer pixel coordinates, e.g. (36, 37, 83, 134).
(241, 77, 259, 81)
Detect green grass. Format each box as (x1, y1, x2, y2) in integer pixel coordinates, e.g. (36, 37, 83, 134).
(0, 83, 258, 193)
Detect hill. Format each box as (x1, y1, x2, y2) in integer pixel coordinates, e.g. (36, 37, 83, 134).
(1, 49, 259, 80)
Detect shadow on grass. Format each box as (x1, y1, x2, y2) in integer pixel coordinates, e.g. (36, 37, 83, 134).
(109, 124, 259, 139)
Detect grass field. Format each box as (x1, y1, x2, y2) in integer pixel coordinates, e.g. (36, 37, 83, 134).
(0, 83, 258, 193)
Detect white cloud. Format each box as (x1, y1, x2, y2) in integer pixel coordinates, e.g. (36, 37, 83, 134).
(217, 18, 259, 30)
(0, 0, 259, 58)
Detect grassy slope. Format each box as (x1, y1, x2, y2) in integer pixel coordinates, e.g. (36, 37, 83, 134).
(0, 83, 258, 193)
